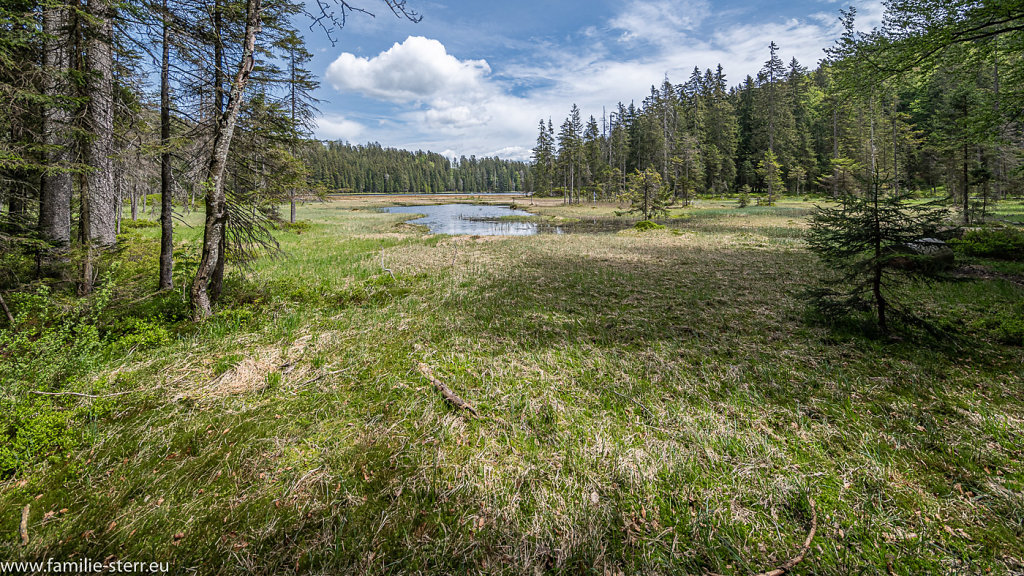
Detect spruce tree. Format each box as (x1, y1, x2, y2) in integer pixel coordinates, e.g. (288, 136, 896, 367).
(626, 168, 670, 221)
(757, 149, 783, 205)
(531, 119, 554, 196)
(807, 184, 949, 334)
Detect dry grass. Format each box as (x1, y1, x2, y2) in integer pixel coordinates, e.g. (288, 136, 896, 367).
(2, 197, 1022, 574)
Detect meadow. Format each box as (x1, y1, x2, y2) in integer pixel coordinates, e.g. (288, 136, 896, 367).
(1, 195, 1022, 575)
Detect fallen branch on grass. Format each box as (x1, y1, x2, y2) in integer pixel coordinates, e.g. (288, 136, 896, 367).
(0, 291, 13, 325)
(417, 362, 478, 417)
(610, 389, 655, 420)
(29, 389, 136, 399)
(709, 497, 817, 576)
(298, 369, 344, 387)
(20, 504, 29, 546)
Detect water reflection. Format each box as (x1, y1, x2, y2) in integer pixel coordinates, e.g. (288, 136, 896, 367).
(382, 204, 560, 236)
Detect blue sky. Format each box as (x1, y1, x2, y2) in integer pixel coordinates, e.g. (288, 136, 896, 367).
(300, 0, 884, 160)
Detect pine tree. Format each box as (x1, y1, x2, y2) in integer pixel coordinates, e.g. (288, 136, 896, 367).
(807, 185, 950, 334)
(626, 168, 670, 220)
(582, 115, 603, 203)
(278, 29, 320, 223)
(531, 119, 554, 196)
(757, 149, 783, 205)
(556, 105, 583, 204)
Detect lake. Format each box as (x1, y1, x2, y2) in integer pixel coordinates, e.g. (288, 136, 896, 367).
(382, 204, 560, 236)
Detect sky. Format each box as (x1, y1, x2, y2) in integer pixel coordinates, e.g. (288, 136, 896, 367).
(300, 0, 885, 161)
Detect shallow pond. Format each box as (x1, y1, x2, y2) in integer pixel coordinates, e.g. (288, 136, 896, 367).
(382, 204, 560, 236)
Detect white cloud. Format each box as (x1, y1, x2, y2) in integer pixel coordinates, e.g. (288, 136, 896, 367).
(325, 36, 491, 104)
(610, 0, 711, 45)
(423, 106, 488, 129)
(315, 115, 366, 141)
(487, 146, 532, 162)
(315, 1, 887, 160)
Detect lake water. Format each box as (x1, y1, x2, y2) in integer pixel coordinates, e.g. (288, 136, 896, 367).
(382, 204, 559, 236)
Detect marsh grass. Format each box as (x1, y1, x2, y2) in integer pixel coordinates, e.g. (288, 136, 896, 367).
(1, 197, 1022, 574)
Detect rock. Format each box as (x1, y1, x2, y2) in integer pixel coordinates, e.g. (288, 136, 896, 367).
(891, 237, 954, 270)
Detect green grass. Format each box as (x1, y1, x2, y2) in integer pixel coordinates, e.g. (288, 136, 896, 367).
(988, 198, 1024, 224)
(1, 197, 1023, 574)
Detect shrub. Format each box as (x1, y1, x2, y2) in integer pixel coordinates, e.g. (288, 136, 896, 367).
(0, 286, 111, 475)
(277, 219, 312, 233)
(108, 316, 172, 351)
(634, 220, 665, 232)
(951, 227, 1024, 260)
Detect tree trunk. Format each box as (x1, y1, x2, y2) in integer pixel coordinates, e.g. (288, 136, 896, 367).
(159, 0, 173, 290)
(962, 143, 970, 225)
(190, 0, 261, 320)
(831, 104, 840, 198)
(79, 173, 93, 295)
(130, 182, 137, 220)
(892, 95, 899, 196)
(209, 0, 228, 302)
(873, 183, 886, 334)
(115, 169, 122, 235)
(210, 232, 225, 302)
(289, 46, 297, 225)
(84, 0, 117, 246)
(39, 1, 74, 247)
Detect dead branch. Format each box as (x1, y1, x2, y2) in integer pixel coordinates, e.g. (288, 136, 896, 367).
(611, 389, 655, 420)
(417, 362, 477, 417)
(30, 389, 135, 399)
(20, 504, 29, 546)
(0, 291, 13, 325)
(708, 497, 817, 576)
(298, 369, 344, 387)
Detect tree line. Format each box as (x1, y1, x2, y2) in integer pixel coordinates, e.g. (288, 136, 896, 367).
(305, 141, 532, 194)
(533, 3, 1023, 223)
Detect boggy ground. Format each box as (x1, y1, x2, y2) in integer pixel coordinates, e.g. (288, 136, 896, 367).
(1, 196, 1023, 575)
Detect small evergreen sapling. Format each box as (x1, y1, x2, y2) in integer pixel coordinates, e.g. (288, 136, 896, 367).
(626, 168, 670, 221)
(806, 185, 950, 334)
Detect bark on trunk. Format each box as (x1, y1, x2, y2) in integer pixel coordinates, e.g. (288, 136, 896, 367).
(210, 232, 225, 301)
(208, 0, 227, 303)
(39, 1, 74, 246)
(130, 182, 137, 220)
(84, 0, 117, 246)
(79, 173, 94, 295)
(115, 170, 122, 234)
(189, 0, 261, 320)
(159, 0, 173, 290)
(962, 144, 970, 225)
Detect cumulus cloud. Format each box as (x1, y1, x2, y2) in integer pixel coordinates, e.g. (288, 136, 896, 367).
(315, 2, 886, 160)
(325, 36, 491, 104)
(486, 146, 531, 161)
(315, 115, 366, 141)
(422, 104, 490, 129)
